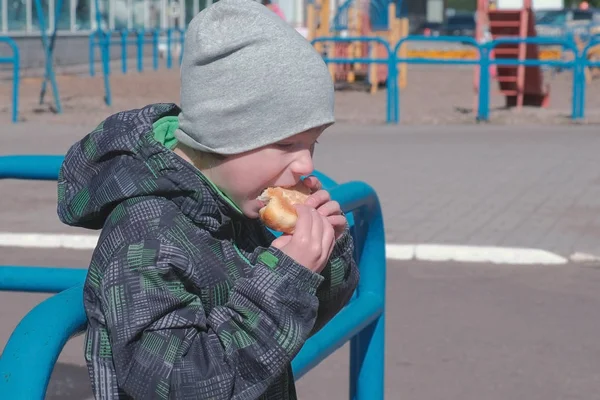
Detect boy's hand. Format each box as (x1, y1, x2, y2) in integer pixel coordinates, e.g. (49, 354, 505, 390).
(302, 176, 347, 240)
(271, 205, 335, 274)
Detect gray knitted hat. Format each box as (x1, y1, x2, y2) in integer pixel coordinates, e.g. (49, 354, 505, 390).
(174, 0, 335, 155)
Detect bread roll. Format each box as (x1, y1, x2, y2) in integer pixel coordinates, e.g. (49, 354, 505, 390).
(258, 182, 311, 234)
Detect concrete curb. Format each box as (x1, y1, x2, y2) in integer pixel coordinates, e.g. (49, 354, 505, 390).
(386, 244, 569, 265)
(0, 232, 576, 266)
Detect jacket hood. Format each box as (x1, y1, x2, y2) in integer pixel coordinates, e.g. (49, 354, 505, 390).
(57, 103, 239, 230)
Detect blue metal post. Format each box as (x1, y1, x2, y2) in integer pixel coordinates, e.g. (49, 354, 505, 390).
(477, 45, 491, 122)
(120, 30, 128, 73)
(12, 46, 19, 123)
(577, 36, 600, 119)
(167, 28, 173, 69)
(178, 28, 185, 66)
(137, 29, 144, 72)
(153, 29, 159, 70)
(387, 54, 396, 124)
(89, 32, 96, 76)
(0, 38, 20, 123)
(573, 52, 583, 120)
(102, 33, 112, 105)
(93, 0, 111, 105)
(34, 0, 62, 113)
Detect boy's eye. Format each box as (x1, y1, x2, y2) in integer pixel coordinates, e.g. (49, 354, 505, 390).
(276, 143, 295, 149)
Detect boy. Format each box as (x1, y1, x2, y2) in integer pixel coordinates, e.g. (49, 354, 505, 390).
(57, 0, 358, 398)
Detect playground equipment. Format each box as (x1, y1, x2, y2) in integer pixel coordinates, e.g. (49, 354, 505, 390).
(0, 155, 387, 400)
(307, 0, 409, 93)
(476, 0, 550, 108)
(0, 37, 20, 123)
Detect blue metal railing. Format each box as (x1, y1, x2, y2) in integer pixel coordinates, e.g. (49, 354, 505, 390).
(477, 36, 580, 122)
(311, 34, 595, 124)
(0, 155, 386, 400)
(6, 34, 599, 124)
(89, 29, 160, 76)
(392, 35, 482, 124)
(0, 37, 20, 123)
(577, 34, 600, 120)
(311, 36, 396, 124)
(89, 27, 185, 105)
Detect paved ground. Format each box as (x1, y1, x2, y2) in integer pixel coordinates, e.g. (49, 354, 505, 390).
(3, 252, 600, 399)
(2, 123, 600, 259)
(2, 63, 600, 398)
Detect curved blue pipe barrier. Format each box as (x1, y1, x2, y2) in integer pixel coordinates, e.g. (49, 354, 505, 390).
(0, 155, 64, 180)
(0, 37, 20, 123)
(0, 155, 386, 400)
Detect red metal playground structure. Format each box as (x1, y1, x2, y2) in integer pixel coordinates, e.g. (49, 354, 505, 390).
(475, 0, 550, 108)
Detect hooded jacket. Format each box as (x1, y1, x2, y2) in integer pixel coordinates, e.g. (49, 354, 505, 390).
(57, 103, 359, 399)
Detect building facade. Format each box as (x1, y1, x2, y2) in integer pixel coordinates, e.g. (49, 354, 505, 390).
(0, 0, 318, 35)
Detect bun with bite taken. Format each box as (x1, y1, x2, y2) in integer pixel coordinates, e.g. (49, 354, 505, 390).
(258, 182, 311, 234)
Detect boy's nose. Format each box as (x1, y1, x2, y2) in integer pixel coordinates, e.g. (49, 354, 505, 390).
(291, 149, 314, 177)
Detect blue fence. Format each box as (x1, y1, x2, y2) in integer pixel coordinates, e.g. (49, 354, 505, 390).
(5, 33, 600, 123)
(0, 155, 386, 399)
(577, 34, 600, 120)
(89, 27, 185, 105)
(477, 36, 580, 121)
(392, 35, 481, 123)
(312, 34, 598, 124)
(0, 37, 20, 123)
(311, 36, 396, 123)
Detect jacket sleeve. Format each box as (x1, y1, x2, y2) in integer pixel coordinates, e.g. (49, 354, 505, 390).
(99, 236, 324, 400)
(311, 228, 360, 334)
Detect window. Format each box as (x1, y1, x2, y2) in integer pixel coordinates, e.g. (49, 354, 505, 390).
(31, 0, 50, 31)
(1, 0, 215, 32)
(74, 0, 91, 30)
(7, 0, 27, 31)
(56, 0, 70, 30)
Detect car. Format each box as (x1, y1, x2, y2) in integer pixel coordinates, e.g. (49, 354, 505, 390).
(443, 13, 476, 37)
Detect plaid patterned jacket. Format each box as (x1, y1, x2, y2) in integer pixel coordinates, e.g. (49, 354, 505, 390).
(57, 104, 359, 399)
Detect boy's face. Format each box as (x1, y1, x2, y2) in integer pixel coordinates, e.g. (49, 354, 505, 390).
(210, 127, 325, 219)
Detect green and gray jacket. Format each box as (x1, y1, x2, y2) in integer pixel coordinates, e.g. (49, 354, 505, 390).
(57, 103, 359, 399)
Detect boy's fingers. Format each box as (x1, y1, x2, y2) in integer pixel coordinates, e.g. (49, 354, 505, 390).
(326, 215, 347, 228)
(302, 176, 322, 192)
(317, 200, 341, 216)
(306, 190, 330, 208)
(293, 205, 313, 238)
